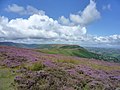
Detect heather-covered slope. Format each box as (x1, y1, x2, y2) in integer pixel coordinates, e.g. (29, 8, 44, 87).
(0, 42, 118, 62)
(0, 46, 120, 90)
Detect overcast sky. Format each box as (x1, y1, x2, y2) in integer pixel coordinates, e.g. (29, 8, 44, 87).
(0, 0, 120, 48)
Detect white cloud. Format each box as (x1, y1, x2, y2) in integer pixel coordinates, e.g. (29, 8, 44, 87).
(102, 4, 111, 10)
(5, 4, 45, 15)
(0, 15, 120, 46)
(58, 16, 71, 26)
(70, 0, 100, 25)
(5, 4, 24, 13)
(93, 35, 120, 45)
(1, 0, 119, 47)
(0, 14, 87, 42)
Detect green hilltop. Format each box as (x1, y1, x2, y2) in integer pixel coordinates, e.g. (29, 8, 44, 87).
(0, 42, 119, 62)
(37, 44, 119, 62)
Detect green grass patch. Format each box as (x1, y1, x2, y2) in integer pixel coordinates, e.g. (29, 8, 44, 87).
(89, 64, 120, 71)
(54, 59, 80, 65)
(0, 68, 17, 90)
(26, 61, 45, 71)
(37, 48, 100, 60)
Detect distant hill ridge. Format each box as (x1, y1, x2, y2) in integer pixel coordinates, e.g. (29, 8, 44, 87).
(0, 42, 119, 63)
(0, 42, 83, 49)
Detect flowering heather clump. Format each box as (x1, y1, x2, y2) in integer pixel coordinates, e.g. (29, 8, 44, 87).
(14, 69, 72, 90)
(0, 46, 120, 90)
(0, 46, 43, 67)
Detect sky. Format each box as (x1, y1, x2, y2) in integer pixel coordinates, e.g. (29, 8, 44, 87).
(0, 0, 120, 48)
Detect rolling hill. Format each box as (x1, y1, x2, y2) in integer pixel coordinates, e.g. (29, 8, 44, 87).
(37, 45, 119, 63)
(0, 42, 119, 62)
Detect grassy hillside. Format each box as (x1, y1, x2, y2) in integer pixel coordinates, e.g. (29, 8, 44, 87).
(0, 42, 119, 62)
(37, 45, 119, 62)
